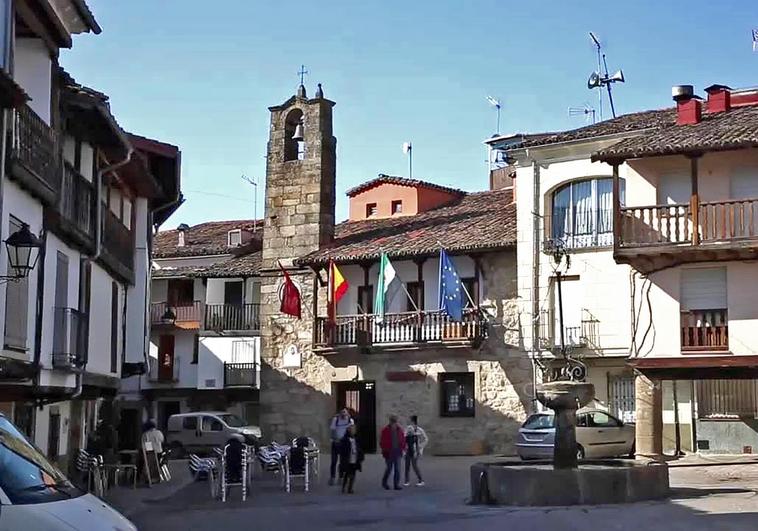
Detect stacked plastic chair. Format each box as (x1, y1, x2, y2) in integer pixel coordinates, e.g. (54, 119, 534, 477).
(220, 438, 247, 502)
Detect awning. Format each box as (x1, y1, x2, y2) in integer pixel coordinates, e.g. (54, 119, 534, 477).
(631, 355, 758, 380)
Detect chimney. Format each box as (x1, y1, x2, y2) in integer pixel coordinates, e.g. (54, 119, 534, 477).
(177, 223, 189, 247)
(672, 85, 702, 125)
(704, 84, 732, 113)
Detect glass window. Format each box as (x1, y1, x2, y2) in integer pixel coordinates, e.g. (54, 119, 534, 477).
(366, 203, 377, 218)
(440, 372, 475, 417)
(202, 416, 223, 432)
(182, 417, 197, 430)
(522, 414, 555, 429)
(586, 412, 620, 428)
(391, 200, 403, 214)
(218, 414, 246, 428)
(0, 415, 81, 504)
(550, 177, 623, 249)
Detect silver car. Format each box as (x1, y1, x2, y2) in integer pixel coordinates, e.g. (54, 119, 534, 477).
(516, 409, 635, 460)
(166, 412, 262, 455)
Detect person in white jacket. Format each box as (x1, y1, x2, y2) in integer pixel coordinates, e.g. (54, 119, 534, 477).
(403, 415, 428, 486)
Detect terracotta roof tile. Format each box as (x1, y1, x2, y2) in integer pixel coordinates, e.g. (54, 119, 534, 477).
(593, 104, 758, 161)
(153, 220, 262, 258)
(152, 252, 261, 279)
(298, 189, 515, 265)
(345, 174, 465, 197)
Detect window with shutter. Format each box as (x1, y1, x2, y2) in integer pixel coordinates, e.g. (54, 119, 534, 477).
(4, 217, 29, 351)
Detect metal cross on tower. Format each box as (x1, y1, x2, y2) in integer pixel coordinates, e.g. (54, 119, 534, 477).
(298, 65, 309, 85)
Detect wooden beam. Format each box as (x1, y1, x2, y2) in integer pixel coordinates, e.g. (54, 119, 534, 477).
(612, 163, 621, 253)
(689, 155, 700, 245)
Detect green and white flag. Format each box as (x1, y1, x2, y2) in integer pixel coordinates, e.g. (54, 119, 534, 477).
(374, 253, 402, 322)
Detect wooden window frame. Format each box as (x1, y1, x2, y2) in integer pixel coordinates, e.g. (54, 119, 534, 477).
(440, 372, 475, 418)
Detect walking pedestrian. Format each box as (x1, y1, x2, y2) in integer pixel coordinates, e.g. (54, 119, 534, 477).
(338, 424, 364, 494)
(403, 415, 428, 486)
(329, 408, 354, 486)
(379, 414, 406, 490)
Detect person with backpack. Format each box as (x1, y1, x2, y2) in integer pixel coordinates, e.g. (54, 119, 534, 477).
(403, 415, 428, 486)
(338, 424, 364, 494)
(328, 408, 354, 485)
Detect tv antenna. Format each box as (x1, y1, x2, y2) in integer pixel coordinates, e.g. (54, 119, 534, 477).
(587, 32, 624, 119)
(568, 104, 596, 124)
(486, 96, 502, 134)
(402, 142, 413, 179)
(241, 175, 259, 232)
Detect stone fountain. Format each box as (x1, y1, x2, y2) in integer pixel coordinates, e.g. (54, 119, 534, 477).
(470, 379, 670, 506)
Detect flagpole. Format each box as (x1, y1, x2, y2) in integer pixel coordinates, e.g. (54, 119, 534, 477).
(401, 282, 420, 312)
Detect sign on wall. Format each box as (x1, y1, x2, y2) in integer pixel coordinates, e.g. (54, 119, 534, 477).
(282, 344, 301, 369)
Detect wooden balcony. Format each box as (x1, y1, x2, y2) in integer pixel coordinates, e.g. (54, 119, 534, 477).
(6, 104, 60, 205)
(681, 309, 728, 352)
(615, 199, 758, 273)
(52, 307, 88, 371)
(47, 161, 96, 251)
(101, 209, 134, 283)
(203, 303, 260, 332)
(150, 301, 202, 327)
(224, 362, 259, 388)
(314, 309, 487, 349)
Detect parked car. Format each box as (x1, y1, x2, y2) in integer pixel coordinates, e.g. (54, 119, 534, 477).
(516, 408, 635, 460)
(0, 413, 136, 531)
(166, 412, 262, 455)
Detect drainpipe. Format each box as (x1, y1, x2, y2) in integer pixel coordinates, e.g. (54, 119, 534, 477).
(71, 146, 134, 400)
(530, 155, 541, 411)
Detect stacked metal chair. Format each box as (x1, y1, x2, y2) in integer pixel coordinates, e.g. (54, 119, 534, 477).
(220, 438, 248, 502)
(75, 449, 106, 496)
(188, 453, 218, 498)
(291, 437, 320, 484)
(286, 438, 310, 493)
(257, 444, 286, 486)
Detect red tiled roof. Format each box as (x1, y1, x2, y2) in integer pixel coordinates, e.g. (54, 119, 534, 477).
(345, 174, 465, 197)
(153, 220, 262, 258)
(152, 252, 261, 279)
(593, 104, 758, 161)
(298, 188, 515, 265)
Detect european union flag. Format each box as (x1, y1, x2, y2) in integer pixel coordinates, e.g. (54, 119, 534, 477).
(438, 249, 463, 321)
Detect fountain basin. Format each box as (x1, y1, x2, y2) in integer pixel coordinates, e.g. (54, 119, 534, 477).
(470, 460, 670, 506)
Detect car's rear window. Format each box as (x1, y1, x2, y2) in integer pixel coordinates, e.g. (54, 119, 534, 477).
(522, 414, 555, 429)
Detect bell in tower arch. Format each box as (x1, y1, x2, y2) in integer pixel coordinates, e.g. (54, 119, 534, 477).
(292, 121, 304, 141)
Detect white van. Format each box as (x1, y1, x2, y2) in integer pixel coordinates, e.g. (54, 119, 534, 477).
(166, 412, 261, 455)
(0, 413, 136, 531)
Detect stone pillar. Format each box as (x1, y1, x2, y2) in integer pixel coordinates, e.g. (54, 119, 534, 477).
(635, 373, 663, 458)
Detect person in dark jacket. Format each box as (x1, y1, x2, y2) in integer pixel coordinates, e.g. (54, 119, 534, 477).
(338, 424, 364, 494)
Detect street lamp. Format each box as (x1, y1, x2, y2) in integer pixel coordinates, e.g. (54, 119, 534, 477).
(3, 223, 42, 281)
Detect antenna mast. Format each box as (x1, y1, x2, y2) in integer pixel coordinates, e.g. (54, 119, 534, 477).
(241, 175, 258, 231)
(589, 32, 603, 120)
(587, 32, 625, 119)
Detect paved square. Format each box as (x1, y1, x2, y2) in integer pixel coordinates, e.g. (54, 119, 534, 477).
(121, 456, 758, 531)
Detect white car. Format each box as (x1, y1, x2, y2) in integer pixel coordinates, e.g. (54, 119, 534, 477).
(0, 414, 136, 531)
(516, 408, 635, 460)
(167, 412, 262, 455)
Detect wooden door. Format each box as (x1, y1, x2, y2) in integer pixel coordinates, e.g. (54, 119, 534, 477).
(335, 381, 376, 453)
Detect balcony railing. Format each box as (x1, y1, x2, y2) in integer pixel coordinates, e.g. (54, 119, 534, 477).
(52, 307, 88, 371)
(8, 104, 60, 198)
(538, 309, 599, 351)
(60, 161, 94, 239)
(103, 209, 134, 272)
(203, 303, 260, 332)
(681, 309, 728, 352)
(224, 362, 259, 388)
(150, 301, 203, 325)
(618, 199, 758, 248)
(314, 309, 487, 348)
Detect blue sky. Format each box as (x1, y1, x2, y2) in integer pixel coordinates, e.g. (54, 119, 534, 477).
(61, 0, 757, 227)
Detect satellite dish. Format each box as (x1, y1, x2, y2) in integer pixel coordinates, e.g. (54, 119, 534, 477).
(587, 72, 602, 89)
(609, 69, 625, 83)
(402, 142, 412, 154)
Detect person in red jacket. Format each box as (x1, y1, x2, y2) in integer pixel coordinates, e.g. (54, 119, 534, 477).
(379, 415, 406, 490)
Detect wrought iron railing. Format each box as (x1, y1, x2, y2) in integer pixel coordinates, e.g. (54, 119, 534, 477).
(203, 303, 261, 331)
(681, 309, 728, 351)
(224, 362, 259, 388)
(9, 104, 60, 193)
(314, 309, 487, 347)
(52, 307, 88, 371)
(538, 309, 599, 351)
(60, 161, 94, 238)
(150, 301, 203, 324)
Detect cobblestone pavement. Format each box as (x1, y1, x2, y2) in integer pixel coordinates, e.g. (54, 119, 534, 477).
(121, 455, 758, 531)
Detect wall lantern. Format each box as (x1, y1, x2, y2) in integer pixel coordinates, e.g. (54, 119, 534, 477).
(3, 223, 42, 281)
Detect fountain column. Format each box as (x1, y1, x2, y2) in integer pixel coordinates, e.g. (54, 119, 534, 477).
(536, 380, 595, 469)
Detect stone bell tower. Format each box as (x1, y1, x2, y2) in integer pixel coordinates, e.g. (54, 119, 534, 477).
(258, 82, 337, 443)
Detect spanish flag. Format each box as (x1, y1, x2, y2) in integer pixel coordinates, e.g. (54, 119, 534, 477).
(328, 261, 349, 322)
